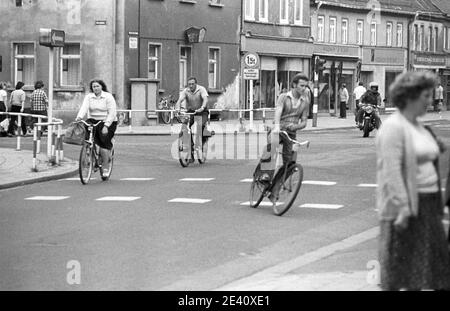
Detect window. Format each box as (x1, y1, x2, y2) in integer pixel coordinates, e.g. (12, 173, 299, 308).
(179, 46, 191, 90)
(386, 22, 392, 46)
(419, 25, 424, 51)
(280, 0, 289, 24)
(294, 0, 303, 25)
(15, 0, 22, 7)
(370, 22, 377, 46)
(329, 17, 336, 43)
(396, 23, 403, 47)
(208, 48, 220, 89)
(413, 24, 418, 50)
(318, 16, 325, 42)
(434, 27, 438, 52)
(427, 26, 432, 51)
(148, 44, 161, 79)
(259, 0, 268, 22)
(341, 19, 348, 44)
(13, 43, 35, 86)
(357, 20, 364, 45)
(60, 43, 81, 87)
(245, 0, 255, 21)
(446, 27, 450, 50)
(209, 0, 222, 4)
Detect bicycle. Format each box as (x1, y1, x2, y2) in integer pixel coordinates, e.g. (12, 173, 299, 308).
(158, 95, 176, 124)
(77, 120, 115, 184)
(176, 111, 213, 167)
(249, 131, 310, 216)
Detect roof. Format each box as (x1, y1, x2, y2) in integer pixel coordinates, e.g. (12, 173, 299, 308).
(430, 0, 450, 15)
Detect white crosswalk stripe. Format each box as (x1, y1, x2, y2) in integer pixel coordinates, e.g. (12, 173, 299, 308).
(63, 177, 97, 181)
(96, 196, 141, 201)
(303, 181, 337, 186)
(25, 196, 70, 201)
(240, 201, 284, 207)
(168, 198, 211, 204)
(299, 204, 344, 209)
(120, 178, 155, 181)
(179, 178, 215, 182)
(240, 179, 254, 183)
(357, 184, 378, 188)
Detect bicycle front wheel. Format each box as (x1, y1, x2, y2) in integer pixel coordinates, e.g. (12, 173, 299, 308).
(178, 133, 190, 167)
(273, 163, 304, 216)
(79, 143, 93, 185)
(249, 180, 266, 208)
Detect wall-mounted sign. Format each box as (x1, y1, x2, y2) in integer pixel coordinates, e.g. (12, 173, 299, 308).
(185, 27, 206, 43)
(128, 31, 139, 36)
(413, 52, 446, 67)
(39, 28, 65, 47)
(95, 20, 107, 26)
(129, 37, 138, 49)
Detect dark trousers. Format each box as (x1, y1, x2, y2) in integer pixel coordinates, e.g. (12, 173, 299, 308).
(7, 105, 27, 135)
(340, 101, 347, 118)
(0, 102, 6, 123)
(30, 110, 48, 132)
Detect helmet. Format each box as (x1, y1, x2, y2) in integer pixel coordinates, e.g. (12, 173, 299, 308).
(369, 82, 378, 88)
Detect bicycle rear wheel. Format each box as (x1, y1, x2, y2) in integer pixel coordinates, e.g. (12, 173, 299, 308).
(273, 163, 304, 216)
(160, 111, 171, 124)
(79, 143, 94, 185)
(101, 147, 114, 181)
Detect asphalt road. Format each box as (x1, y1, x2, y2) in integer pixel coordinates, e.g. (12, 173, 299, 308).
(1, 120, 449, 290)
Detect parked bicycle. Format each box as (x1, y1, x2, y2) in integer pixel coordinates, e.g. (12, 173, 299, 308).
(77, 120, 115, 184)
(176, 111, 214, 167)
(158, 95, 176, 124)
(249, 131, 310, 216)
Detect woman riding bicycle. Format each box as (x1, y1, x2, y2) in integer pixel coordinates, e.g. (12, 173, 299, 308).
(75, 79, 117, 176)
(259, 73, 310, 206)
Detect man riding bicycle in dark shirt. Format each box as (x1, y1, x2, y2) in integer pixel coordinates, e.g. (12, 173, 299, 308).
(259, 73, 310, 206)
(175, 76, 209, 162)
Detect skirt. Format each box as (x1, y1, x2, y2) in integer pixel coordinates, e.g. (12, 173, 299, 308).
(379, 192, 450, 290)
(86, 119, 117, 150)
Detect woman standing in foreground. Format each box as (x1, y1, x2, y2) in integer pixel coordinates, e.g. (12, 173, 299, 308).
(376, 71, 450, 291)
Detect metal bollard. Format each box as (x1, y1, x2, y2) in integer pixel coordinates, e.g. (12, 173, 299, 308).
(58, 124, 64, 161)
(32, 127, 38, 171)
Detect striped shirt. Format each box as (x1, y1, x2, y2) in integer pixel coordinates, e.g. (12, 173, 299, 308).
(31, 89, 48, 111)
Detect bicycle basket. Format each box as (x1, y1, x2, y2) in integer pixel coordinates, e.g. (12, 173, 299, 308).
(64, 122, 85, 145)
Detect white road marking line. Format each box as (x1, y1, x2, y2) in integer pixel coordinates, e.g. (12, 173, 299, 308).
(240, 179, 254, 183)
(357, 184, 378, 187)
(216, 226, 379, 291)
(96, 196, 141, 201)
(120, 178, 155, 181)
(168, 198, 211, 204)
(302, 181, 337, 186)
(25, 196, 70, 201)
(63, 177, 97, 181)
(240, 201, 284, 207)
(179, 178, 215, 182)
(299, 204, 344, 209)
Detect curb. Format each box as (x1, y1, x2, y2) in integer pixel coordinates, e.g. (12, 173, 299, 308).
(0, 164, 78, 190)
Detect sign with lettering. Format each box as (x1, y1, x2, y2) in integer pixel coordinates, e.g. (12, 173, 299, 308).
(314, 44, 359, 57)
(363, 48, 405, 65)
(39, 28, 65, 47)
(243, 52, 260, 80)
(413, 52, 446, 67)
(243, 68, 259, 80)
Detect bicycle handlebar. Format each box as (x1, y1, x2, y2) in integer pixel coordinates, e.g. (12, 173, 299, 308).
(76, 120, 103, 127)
(279, 130, 310, 148)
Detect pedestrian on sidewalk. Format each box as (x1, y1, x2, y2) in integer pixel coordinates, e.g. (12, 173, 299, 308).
(376, 71, 450, 291)
(0, 82, 8, 123)
(434, 83, 444, 117)
(7, 81, 27, 137)
(30, 80, 48, 135)
(353, 82, 366, 116)
(338, 83, 348, 118)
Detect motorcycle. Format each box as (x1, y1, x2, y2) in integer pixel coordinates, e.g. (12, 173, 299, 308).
(358, 103, 380, 137)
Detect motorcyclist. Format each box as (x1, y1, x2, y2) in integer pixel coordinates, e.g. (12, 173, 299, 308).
(356, 81, 381, 129)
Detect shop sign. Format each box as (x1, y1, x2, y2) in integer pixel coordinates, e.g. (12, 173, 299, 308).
(314, 44, 359, 57)
(413, 53, 446, 67)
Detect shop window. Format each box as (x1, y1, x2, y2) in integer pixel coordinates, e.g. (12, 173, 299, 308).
(208, 47, 220, 89)
(179, 46, 191, 90)
(259, 0, 268, 22)
(60, 43, 81, 87)
(13, 43, 35, 86)
(148, 43, 161, 79)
